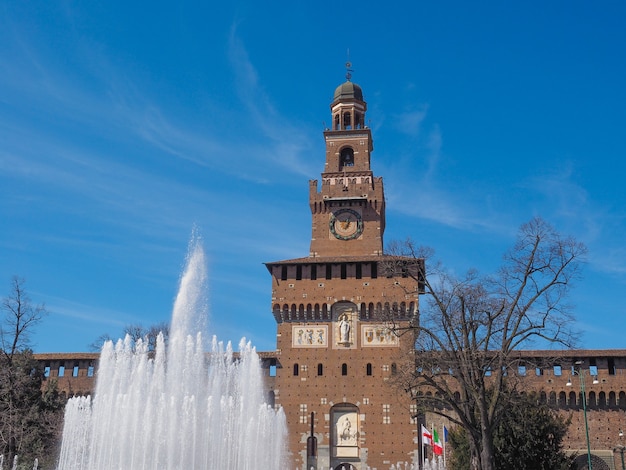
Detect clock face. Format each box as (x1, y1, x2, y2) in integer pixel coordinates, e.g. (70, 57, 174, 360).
(330, 209, 363, 240)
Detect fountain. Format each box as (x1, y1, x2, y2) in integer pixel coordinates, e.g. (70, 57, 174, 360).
(56, 237, 287, 469)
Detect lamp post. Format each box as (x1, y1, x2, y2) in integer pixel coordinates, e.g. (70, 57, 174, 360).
(566, 361, 598, 470)
(614, 429, 625, 470)
(407, 386, 424, 470)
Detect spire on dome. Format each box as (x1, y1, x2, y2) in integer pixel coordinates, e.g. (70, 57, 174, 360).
(345, 61, 353, 82)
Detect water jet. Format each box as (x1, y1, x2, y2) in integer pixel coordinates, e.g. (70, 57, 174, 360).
(56, 238, 287, 469)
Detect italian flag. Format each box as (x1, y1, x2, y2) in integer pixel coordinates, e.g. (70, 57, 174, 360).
(433, 428, 443, 455)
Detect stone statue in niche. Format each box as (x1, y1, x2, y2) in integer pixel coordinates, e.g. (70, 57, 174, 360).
(339, 314, 350, 343)
(334, 304, 355, 346)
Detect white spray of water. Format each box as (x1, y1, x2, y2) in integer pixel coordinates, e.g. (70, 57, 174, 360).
(56, 238, 287, 470)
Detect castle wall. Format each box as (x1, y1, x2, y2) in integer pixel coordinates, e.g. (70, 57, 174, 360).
(35, 349, 626, 469)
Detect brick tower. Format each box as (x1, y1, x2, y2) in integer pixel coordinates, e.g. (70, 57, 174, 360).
(265, 69, 423, 470)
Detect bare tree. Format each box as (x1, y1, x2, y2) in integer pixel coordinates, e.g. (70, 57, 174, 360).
(88, 332, 114, 352)
(448, 390, 574, 470)
(90, 321, 170, 352)
(0, 277, 64, 467)
(383, 218, 586, 470)
(124, 321, 170, 351)
(0, 276, 46, 362)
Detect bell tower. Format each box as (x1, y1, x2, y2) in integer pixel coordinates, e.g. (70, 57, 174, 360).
(309, 64, 385, 258)
(266, 68, 423, 470)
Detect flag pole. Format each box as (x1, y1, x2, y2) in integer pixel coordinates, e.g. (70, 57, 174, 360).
(430, 424, 436, 466)
(441, 425, 446, 468)
(421, 424, 429, 470)
(422, 427, 425, 470)
(443, 426, 446, 469)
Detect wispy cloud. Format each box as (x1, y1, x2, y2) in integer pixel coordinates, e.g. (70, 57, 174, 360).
(45, 296, 130, 329)
(392, 106, 428, 138)
(227, 23, 318, 178)
(383, 108, 505, 233)
(523, 164, 626, 275)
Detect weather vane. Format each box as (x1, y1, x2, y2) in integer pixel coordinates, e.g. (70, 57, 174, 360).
(345, 49, 353, 81)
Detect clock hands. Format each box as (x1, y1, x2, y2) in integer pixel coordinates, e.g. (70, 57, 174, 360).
(330, 209, 362, 240)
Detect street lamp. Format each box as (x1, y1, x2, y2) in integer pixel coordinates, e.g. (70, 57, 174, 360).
(566, 361, 598, 470)
(407, 385, 424, 470)
(614, 429, 625, 470)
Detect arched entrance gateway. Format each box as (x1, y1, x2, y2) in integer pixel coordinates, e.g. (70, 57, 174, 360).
(331, 403, 360, 468)
(571, 454, 610, 470)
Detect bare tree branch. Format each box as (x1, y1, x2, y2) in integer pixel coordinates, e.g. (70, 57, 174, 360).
(1, 276, 47, 361)
(90, 321, 170, 352)
(0, 277, 63, 467)
(383, 217, 586, 470)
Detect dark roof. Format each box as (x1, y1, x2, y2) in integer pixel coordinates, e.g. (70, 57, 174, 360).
(264, 254, 422, 270)
(333, 80, 364, 102)
(34, 352, 100, 360)
(511, 349, 626, 358)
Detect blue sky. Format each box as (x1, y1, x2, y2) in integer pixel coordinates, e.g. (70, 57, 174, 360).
(1, 1, 625, 353)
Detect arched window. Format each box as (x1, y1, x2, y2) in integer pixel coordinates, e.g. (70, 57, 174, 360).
(267, 390, 276, 408)
(293, 364, 299, 376)
(341, 363, 348, 376)
(366, 363, 372, 376)
(549, 391, 557, 406)
(435, 392, 444, 410)
(354, 111, 362, 129)
(334, 465, 357, 470)
(391, 363, 397, 375)
(340, 148, 354, 169)
(318, 363, 323, 376)
(343, 111, 352, 129)
(609, 391, 617, 408)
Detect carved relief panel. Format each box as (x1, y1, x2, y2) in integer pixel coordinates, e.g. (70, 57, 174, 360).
(332, 406, 359, 458)
(291, 326, 328, 347)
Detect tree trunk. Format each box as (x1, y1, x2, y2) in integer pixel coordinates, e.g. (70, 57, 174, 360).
(468, 436, 482, 470)
(480, 415, 496, 470)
